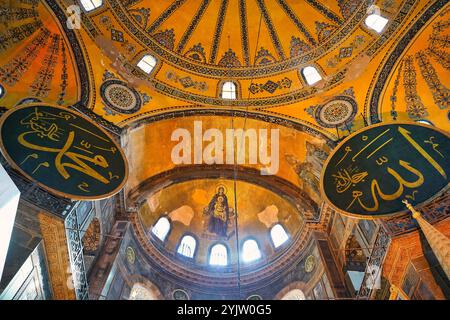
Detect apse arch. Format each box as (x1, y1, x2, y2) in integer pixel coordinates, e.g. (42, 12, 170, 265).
(123, 110, 334, 209)
(275, 281, 308, 300)
(281, 289, 306, 300)
(126, 275, 164, 300)
(127, 165, 320, 223)
(123, 109, 335, 143)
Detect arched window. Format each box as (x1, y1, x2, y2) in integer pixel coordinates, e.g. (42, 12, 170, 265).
(281, 289, 306, 300)
(137, 55, 157, 74)
(129, 283, 156, 300)
(221, 81, 237, 99)
(209, 243, 228, 266)
(80, 0, 103, 11)
(270, 224, 289, 248)
(365, 14, 388, 33)
(242, 239, 261, 263)
(177, 235, 196, 258)
(301, 66, 322, 85)
(151, 217, 170, 241)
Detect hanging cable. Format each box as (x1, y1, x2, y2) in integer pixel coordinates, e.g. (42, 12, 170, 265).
(229, 11, 264, 300)
(225, 33, 242, 298)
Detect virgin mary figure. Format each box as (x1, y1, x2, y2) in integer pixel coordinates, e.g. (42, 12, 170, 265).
(203, 186, 232, 237)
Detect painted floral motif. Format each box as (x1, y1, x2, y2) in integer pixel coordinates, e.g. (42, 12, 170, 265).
(403, 55, 428, 119)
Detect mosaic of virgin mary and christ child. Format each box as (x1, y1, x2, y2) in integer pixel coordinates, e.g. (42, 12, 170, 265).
(203, 186, 235, 239)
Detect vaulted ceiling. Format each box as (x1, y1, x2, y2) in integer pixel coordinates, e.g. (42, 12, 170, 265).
(0, 0, 448, 283)
(1, 1, 448, 138)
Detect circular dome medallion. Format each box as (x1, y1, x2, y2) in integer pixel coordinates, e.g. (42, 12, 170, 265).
(100, 79, 142, 114)
(304, 255, 316, 273)
(172, 289, 189, 300)
(315, 96, 357, 128)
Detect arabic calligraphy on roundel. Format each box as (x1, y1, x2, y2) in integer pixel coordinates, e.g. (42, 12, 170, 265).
(332, 167, 368, 193)
(18, 107, 116, 186)
(344, 160, 424, 212)
(328, 124, 447, 215)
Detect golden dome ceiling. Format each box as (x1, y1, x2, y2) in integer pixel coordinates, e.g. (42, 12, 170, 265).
(109, 0, 362, 73)
(62, 0, 448, 138)
(1, 0, 448, 140)
(83, 0, 407, 111)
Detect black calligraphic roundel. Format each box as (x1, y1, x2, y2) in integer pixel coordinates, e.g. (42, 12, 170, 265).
(0, 104, 128, 200)
(320, 122, 450, 218)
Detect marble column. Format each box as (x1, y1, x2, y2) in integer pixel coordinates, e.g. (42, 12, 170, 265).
(402, 200, 450, 280)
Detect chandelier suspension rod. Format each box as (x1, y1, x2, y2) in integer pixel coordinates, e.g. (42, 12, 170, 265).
(230, 10, 264, 299)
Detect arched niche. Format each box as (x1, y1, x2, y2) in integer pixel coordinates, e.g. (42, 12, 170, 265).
(281, 289, 306, 300)
(274, 281, 308, 300)
(125, 276, 164, 300)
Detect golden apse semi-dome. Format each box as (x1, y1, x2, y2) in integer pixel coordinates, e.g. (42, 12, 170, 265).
(132, 179, 308, 285)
